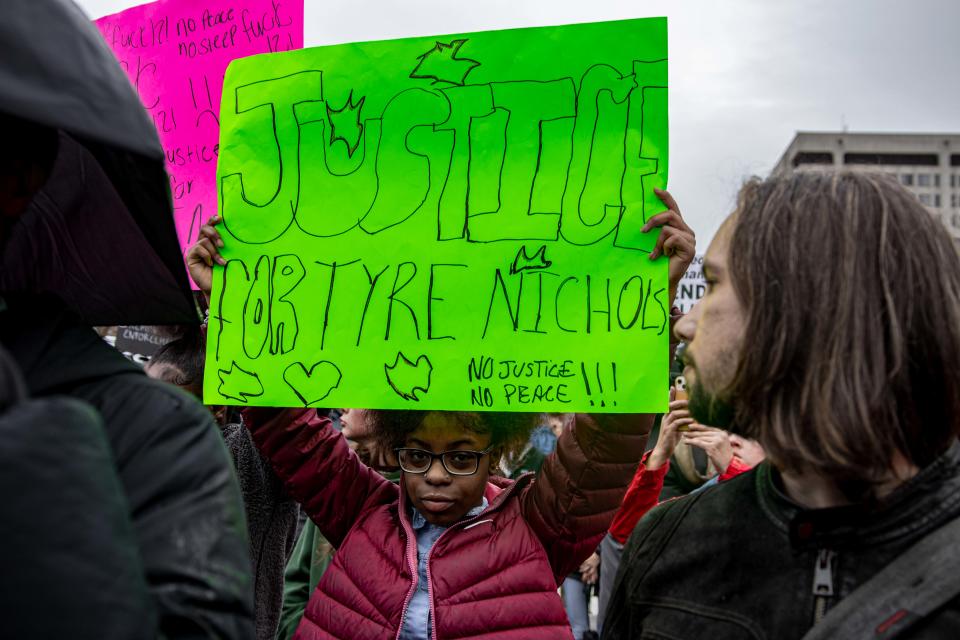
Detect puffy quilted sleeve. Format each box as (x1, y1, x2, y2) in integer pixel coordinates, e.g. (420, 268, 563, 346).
(243, 408, 397, 548)
(521, 412, 652, 583)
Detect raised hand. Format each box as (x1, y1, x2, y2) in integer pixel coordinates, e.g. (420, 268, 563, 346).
(641, 189, 696, 304)
(681, 424, 734, 473)
(648, 390, 693, 470)
(185, 215, 226, 295)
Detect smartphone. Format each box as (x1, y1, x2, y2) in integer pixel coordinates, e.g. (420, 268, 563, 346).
(673, 375, 688, 401)
(673, 376, 690, 431)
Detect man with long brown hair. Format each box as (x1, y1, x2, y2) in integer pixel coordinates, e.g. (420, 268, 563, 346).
(603, 172, 960, 639)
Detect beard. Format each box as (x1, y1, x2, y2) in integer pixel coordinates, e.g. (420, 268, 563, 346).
(687, 377, 737, 432)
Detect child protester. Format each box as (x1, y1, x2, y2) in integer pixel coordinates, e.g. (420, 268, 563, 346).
(186, 191, 694, 640)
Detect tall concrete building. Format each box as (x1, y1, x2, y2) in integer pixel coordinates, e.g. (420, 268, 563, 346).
(773, 132, 960, 245)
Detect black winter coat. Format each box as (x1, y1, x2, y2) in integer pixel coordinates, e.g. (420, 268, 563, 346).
(0, 296, 255, 638)
(603, 441, 960, 640)
(0, 342, 155, 639)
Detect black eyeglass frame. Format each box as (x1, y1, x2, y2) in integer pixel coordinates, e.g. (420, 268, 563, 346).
(393, 445, 495, 476)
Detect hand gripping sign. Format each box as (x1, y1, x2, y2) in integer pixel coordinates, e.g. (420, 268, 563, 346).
(206, 18, 670, 412)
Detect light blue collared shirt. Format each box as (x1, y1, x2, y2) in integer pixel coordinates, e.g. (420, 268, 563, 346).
(398, 497, 489, 640)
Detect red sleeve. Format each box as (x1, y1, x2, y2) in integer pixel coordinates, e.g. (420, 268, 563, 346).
(521, 412, 652, 584)
(608, 451, 670, 544)
(719, 455, 753, 482)
(242, 407, 396, 548)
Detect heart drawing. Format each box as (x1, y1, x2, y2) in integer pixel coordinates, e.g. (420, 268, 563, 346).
(283, 361, 343, 406)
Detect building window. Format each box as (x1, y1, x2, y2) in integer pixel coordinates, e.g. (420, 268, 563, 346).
(902, 174, 914, 186)
(918, 174, 931, 187)
(934, 174, 941, 188)
(953, 194, 958, 208)
(919, 193, 932, 206)
(952, 174, 957, 188)
(935, 194, 942, 208)
(844, 152, 938, 166)
(792, 151, 834, 167)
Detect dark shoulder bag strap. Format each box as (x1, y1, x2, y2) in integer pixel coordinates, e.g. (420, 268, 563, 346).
(802, 514, 960, 640)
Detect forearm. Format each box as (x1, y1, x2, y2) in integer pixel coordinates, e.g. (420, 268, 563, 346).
(608, 451, 669, 543)
(646, 445, 671, 471)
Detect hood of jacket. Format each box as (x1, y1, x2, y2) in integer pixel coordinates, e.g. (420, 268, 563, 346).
(0, 293, 138, 394)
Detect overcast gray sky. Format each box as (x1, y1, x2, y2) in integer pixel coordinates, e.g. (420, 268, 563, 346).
(79, 0, 960, 248)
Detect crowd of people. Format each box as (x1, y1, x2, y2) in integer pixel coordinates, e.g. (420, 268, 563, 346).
(3, 2, 960, 639)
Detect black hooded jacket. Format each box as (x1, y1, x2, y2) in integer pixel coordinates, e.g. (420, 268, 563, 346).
(602, 441, 960, 639)
(0, 295, 254, 638)
(0, 341, 155, 639)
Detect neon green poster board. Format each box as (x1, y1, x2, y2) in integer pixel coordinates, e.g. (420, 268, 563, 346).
(205, 17, 669, 412)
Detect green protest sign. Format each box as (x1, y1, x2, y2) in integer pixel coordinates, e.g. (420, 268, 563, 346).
(205, 17, 669, 412)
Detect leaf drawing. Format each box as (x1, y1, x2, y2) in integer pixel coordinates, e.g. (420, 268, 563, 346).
(410, 39, 480, 86)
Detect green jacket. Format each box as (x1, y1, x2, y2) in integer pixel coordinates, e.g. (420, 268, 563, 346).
(275, 520, 333, 640)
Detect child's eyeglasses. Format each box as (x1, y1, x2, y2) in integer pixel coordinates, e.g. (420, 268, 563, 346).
(394, 446, 494, 476)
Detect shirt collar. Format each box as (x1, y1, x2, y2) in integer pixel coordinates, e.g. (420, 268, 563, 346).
(411, 496, 489, 530)
(757, 440, 960, 549)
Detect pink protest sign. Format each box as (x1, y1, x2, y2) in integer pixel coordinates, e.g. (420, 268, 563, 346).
(95, 0, 304, 254)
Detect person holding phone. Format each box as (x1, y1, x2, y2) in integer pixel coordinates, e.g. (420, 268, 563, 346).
(606, 389, 765, 549)
(596, 385, 765, 632)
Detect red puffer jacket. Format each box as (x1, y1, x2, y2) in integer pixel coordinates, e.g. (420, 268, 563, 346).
(245, 409, 650, 640)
